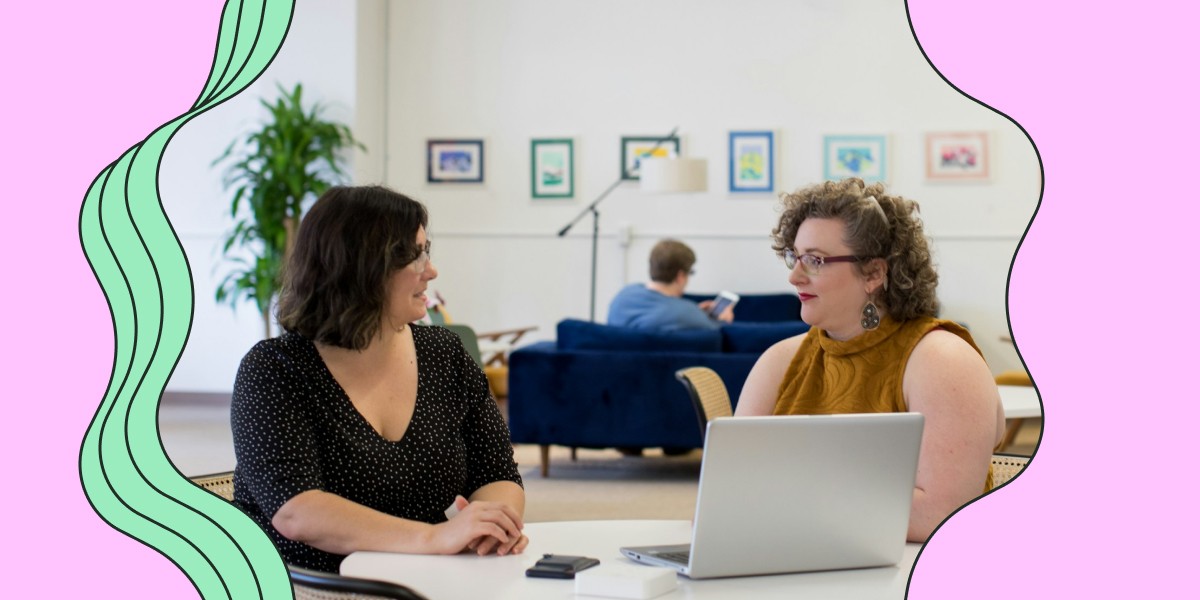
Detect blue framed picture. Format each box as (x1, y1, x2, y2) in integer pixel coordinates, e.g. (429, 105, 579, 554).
(729, 131, 775, 193)
(427, 139, 484, 183)
(823, 135, 887, 182)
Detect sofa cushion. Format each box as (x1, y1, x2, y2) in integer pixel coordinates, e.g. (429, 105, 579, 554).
(720, 321, 811, 354)
(557, 319, 722, 353)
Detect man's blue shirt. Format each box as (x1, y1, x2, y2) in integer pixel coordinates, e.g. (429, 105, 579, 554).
(606, 283, 718, 331)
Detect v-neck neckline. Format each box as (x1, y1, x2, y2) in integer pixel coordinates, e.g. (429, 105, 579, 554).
(298, 331, 421, 444)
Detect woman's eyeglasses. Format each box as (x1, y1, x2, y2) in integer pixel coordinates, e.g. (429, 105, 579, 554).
(411, 241, 432, 273)
(783, 248, 862, 275)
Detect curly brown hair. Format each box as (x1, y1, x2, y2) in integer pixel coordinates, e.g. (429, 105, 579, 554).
(771, 178, 939, 321)
(276, 185, 429, 349)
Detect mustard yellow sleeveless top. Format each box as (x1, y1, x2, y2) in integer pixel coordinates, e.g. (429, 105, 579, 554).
(774, 315, 994, 490)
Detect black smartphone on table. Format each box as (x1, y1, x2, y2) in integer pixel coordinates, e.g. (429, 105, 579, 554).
(525, 554, 600, 579)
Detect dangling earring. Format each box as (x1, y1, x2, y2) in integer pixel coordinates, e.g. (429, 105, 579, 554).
(861, 292, 880, 331)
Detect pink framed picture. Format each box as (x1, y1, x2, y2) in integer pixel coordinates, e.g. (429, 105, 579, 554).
(925, 132, 989, 181)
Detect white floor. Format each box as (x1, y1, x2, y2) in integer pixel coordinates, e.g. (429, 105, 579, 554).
(159, 399, 236, 476)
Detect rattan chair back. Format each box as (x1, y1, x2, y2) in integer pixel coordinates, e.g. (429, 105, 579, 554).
(190, 471, 235, 501)
(990, 454, 1030, 487)
(675, 366, 734, 440)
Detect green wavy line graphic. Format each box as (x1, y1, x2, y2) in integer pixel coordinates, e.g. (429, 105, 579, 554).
(78, 1, 297, 598)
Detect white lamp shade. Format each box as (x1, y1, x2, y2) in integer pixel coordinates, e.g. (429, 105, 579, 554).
(640, 157, 708, 193)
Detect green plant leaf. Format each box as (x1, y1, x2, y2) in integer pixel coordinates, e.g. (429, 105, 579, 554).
(212, 82, 362, 328)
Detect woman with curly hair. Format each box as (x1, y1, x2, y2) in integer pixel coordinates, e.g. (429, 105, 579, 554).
(736, 178, 1004, 542)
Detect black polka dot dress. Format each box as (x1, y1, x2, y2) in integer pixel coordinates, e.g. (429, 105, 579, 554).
(230, 325, 523, 572)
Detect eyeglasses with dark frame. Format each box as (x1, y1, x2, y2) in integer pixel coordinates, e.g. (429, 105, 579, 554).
(782, 248, 863, 275)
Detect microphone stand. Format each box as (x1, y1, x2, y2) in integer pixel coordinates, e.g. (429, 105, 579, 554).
(557, 127, 679, 322)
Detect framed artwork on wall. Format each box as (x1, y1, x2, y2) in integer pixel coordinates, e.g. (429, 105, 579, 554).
(729, 130, 775, 193)
(427, 139, 484, 183)
(823, 135, 887, 182)
(531, 138, 574, 198)
(926, 131, 990, 181)
(620, 135, 680, 181)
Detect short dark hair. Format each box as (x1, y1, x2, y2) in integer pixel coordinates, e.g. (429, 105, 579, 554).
(772, 178, 939, 321)
(276, 185, 429, 349)
(648, 239, 696, 283)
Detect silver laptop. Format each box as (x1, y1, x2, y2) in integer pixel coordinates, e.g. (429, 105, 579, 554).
(620, 413, 923, 579)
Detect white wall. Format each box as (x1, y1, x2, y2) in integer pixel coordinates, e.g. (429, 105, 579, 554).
(163, 0, 356, 392)
(167, 0, 1040, 393)
(369, 0, 1040, 375)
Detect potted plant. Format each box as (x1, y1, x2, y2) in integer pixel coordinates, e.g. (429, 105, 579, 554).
(213, 83, 361, 338)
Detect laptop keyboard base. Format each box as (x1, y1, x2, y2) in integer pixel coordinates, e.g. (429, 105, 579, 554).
(654, 550, 691, 565)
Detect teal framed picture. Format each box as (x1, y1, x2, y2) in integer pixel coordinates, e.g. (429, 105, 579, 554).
(531, 138, 574, 198)
(823, 135, 887, 182)
(729, 131, 775, 193)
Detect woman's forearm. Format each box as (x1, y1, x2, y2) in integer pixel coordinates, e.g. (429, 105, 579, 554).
(272, 490, 436, 555)
(273, 486, 527, 557)
(907, 488, 938, 542)
(907, 484, 979, 542)
(468, 480, 526, 516)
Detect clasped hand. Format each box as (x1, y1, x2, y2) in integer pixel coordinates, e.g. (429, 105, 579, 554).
(432, 495, 528, 556)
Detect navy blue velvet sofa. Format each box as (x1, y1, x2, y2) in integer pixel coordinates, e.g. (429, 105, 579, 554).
(507, 293, 808, 475)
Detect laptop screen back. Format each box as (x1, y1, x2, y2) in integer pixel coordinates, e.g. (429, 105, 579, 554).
(686, 413, 923, 578)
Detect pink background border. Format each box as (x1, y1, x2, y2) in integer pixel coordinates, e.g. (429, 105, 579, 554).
(5, 2, 221, 596)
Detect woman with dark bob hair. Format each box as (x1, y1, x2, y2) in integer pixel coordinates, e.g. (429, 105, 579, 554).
(231, 185, 526, 572)
(736, 178, 1004, 542)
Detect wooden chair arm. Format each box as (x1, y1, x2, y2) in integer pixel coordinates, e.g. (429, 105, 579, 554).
(475, 326, 538, 366)
(476, 326, 538, 343)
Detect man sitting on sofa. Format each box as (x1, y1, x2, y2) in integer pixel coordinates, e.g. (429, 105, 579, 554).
(608, 239, 734, 331)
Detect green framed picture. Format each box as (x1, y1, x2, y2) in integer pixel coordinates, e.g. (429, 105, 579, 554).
(531, 138, 574, 199)
(620, 135, 680, 181)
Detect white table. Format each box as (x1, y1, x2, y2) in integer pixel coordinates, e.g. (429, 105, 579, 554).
(998, 384, 1041, 419)
(341, 520, 920, 599)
